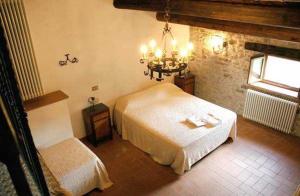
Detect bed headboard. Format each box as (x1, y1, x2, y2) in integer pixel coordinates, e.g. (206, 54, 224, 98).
(26, 91, 74, 149)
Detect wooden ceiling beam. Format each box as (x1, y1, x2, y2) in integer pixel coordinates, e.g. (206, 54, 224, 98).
(113, 0, 300, 8)
(113, 0, 165, 12)
(113, 0, 300, 29)
(156, 13, 300, 42)
(245, 42, 300, 61)
(200, 0, 300, 6)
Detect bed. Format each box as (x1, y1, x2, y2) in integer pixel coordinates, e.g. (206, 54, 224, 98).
(38, 137, 112, 195)
(27, 97, 112, 195)
(114, 83, 237, 175)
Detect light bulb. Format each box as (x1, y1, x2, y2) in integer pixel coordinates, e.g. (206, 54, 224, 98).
(171, 39, 177, 52)
(187, 42, 194, 51)
(149, 39, 157, 49)
(210, 35, 224, 53)
(180, 48, 188, 58)
(155, 49, 162, 59)
(171, 39, 177, 47)
(140, 44, 148, 54)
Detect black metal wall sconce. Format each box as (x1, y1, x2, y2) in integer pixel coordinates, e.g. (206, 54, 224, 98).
(59, 54, 79, 66)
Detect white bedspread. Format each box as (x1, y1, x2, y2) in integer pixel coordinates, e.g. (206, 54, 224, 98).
(39, 138, 112, 195)
(114, 83, 237, 175)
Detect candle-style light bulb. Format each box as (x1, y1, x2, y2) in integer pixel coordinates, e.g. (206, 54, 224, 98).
(155, 48, 162, 59)
(171, 39, 177, 51)
(140, 44, 148, 54)
(140, 44, 148, 60)
(180, 48, 188, 58)
(187, 42, 194, 51)
(149, 39, 157, 51)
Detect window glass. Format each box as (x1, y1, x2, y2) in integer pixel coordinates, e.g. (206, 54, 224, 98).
(251, 56, 264, 76)
(264, 55, 300, 88)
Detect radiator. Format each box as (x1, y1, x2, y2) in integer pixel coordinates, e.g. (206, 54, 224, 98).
(0, 0, 43, 101)
(243, 89, 298, 134)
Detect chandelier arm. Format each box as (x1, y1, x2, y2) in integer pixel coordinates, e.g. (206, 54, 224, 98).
(168, 30, 174, 40)
(161, 29, 166, 46)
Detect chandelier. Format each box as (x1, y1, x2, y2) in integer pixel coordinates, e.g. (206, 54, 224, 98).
(139, 0, 194, 81)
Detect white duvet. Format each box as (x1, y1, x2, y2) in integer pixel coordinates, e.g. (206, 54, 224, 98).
(114, 83, 237, 175)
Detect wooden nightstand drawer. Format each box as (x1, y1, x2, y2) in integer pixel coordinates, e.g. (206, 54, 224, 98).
(92, 111, 109, 122)
(174, 74, 195, 95)
(82, 103, 112, 146)
(94, 119, 111, 139)
(183, 84, 194, 95)
(184, 79, 195, 85)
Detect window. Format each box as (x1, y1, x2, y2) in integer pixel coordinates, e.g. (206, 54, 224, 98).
(264, 56, 300, 89)
(248, 55, 300, 98)
(248, 55, 264, 83)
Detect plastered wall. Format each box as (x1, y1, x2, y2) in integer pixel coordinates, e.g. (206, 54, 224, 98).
(23, 0, 189, 137)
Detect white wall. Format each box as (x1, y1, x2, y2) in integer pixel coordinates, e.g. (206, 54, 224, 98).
(27, 100, 73, 148)
(23, 0, 189, 138)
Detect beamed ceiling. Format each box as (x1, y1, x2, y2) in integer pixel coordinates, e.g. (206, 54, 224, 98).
(113, 0, 300, 42)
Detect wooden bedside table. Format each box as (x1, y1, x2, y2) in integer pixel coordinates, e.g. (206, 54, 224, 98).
(174, 74, 195, 95)
(82, 103, 112, 146)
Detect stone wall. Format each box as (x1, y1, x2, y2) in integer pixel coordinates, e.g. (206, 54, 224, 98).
(189, 27, 300, 136)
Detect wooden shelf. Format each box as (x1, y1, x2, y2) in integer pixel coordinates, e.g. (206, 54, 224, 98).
(23, 90, 69, 112)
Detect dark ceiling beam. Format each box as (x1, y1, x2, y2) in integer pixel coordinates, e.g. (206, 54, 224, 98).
(113, 0, 300, 29)
(202, 0, 300, 6)
(156, 13, 300, 42)
(113, 0, 300, 8)
(113, 0, 166, 12)
(245, 42, 300, 61)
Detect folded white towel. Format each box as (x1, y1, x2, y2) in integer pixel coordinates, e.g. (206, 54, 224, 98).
(186, 116, 206, 127)
(186, 114, 221, 127)
(202, 114, 220, 126)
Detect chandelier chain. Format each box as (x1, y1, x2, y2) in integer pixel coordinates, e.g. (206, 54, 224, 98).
(162, 0, 173, 51)
(164, 0, 170, 22)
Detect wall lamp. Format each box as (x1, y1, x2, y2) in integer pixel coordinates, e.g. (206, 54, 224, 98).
(210, 35, 227, 54)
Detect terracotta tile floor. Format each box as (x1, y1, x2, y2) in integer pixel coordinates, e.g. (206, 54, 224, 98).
(84, 117, 300, 196)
